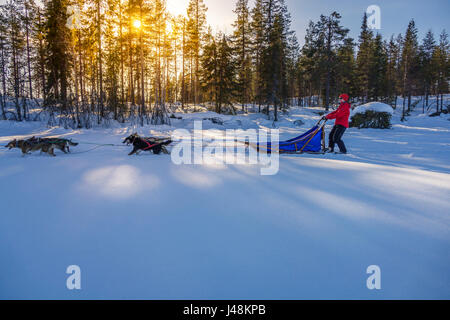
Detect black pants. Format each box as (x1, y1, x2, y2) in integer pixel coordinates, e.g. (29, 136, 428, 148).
(329, 125, 347, 153)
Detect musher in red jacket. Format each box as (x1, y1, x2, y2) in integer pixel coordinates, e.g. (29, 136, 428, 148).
(322, 93, 351, 154)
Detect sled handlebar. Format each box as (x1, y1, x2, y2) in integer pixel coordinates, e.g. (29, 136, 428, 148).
(316, 118, 328, 127)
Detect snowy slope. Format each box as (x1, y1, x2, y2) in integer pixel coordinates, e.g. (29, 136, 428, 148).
(0, 104, 449, 299)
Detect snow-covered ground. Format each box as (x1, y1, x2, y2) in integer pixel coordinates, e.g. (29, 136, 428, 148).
(0, 104, 449, 299)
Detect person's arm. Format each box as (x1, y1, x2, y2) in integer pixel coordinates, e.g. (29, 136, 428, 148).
(325, 107, 340, 120)
(326, 103, 350, 120)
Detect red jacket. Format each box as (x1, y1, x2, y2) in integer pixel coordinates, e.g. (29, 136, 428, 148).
(326, 102, 351, 128)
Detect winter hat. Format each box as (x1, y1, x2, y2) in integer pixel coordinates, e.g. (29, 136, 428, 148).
(339, 93, 349, 101)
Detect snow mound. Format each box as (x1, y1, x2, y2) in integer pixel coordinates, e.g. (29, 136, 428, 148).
(352, 102, 394, 115)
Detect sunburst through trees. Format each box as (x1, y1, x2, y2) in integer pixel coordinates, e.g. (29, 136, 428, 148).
(0, 0, 448, 128)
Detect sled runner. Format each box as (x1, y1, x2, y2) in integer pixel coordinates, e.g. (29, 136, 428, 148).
(246, 118, 327, 154)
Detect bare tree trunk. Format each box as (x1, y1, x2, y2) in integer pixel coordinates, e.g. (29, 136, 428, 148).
(25, 3, 33, 103)
(97, 0, 104, 123)
(0, 30, 6, 120)
(38, 11, 46, 101)
(174, 28, 178, 104)
(139, 5, 145, 126)
(182, 19, 186, 108)
(11, 33, 21, 121)
(119, 0, 124, 120)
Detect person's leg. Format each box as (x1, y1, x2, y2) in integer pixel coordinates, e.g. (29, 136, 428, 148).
(328, 125, 337, 151)
(333, 125, 347, 153)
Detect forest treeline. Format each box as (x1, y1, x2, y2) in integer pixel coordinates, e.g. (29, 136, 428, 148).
(0, 0, 448, 127)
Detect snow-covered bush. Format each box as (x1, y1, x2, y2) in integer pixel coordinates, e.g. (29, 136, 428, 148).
(350, 102, 394, 129)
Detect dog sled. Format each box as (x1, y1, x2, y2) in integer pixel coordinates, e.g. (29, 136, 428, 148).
(246, 119, 327, 154)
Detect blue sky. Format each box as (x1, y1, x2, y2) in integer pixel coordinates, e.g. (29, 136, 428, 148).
(2, 0, 449, 45)
(170, 0, 450, 44)
(283, 0, 450, 44)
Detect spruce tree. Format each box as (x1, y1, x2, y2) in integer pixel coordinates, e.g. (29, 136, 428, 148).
(0, 6, 8, 119)
(44, 0, 72, 113)
(317, 11, 348, 110)
(217, 34, 237, 114)
(356, 12, 374, 103)
(386, 35, 401, 107)
(336, 37, 356, 100)
(250, 0, 265, 111)
(5, 0, 26, 120)
(418, 30, 436, 109)
(400, 19, 419, 119)
(369, 34, 388, 101)
(232, 0, 252, 112)
(201, 31, 236, 114)
(432, 30, 449, 112)
(187, 0, 207, 105)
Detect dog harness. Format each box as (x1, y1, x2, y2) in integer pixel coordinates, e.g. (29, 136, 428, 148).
(142, 139, 158, 151)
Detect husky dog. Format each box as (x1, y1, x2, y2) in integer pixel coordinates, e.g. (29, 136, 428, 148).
(6, 139, 21, 150)
(123, 133, 172, 156)
(26, 142, 57, 157)
(28, 137, 78, 153)
(122, 133, 170, 146)
(6, 139, 56, 156)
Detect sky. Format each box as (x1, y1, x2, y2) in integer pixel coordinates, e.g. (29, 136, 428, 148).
(1, 0, 449, 45)
(168, 0, 450, 45)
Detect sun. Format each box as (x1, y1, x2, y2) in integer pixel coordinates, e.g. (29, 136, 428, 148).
(133, 19, 142, 29)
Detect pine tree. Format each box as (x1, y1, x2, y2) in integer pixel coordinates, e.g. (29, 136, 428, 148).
(200, 29, 218, 109)
(22, 0, 36, 102)
(317, 11, 349, 110)
(285, 33, 299, 107)
(356, 12, 374, 103)
(104, 0, 121, 121)
(369, 34, 388, 101)
(298, 20, 323, 107)
(232, 0, 252, 112)
(201, 31, 236, 114)
(5, 0, 27, 120)
(217, 34, 237, 114)
(400, 19, 419, 119)
(386, 35, 401, 107)
(34, 6, 46, 102)
(44, 0, 73, 114)
(150, 0, 170, 125)
(0, 6, 8, 119)
(187, 0, 207, 105)
(418, 30, 436, 110)
(250, 0, 265, 111)
(335, 37, 356, 99)
(262, 13, 283, 120)
(432, 30, 449, 112)
(260, 0, 295, 120)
